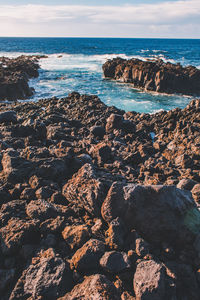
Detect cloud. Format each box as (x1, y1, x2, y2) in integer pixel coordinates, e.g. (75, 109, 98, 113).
(0, 1, 199, 37)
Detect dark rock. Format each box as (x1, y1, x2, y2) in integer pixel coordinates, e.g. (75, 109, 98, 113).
(0, 218, 39, 255)
(177, 178, 197, 191)
(102, 183, 200, 250)
(0, 55, 41, 101)
(100, 251, 131, 273)
(0, 111, 17, 123)
(26, 199, 58, 221)
(103, 57, 200, 95)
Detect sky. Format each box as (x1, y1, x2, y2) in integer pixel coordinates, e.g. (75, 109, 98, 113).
(0, 0, 199, 38)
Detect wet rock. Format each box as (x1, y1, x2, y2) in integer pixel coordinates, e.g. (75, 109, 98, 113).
(63, 163, 107, 216)
(10, 248, 73, 299)
(71, 239, 105, 272)
(100, 251, 131, 273)
(134, 259, 167, 300)
(59, 274, 120, 300)
(62, 225, 91, 251)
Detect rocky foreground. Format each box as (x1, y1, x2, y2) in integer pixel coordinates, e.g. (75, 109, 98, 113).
(103, 57, 200, 95)
(0, 93, 200, 299)
(0, 56, 44, 101)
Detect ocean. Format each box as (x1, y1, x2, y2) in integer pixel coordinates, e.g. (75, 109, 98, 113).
(0, 37, 200, 113)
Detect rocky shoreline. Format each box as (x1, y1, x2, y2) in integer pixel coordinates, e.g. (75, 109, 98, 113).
(103, 57, 200, 95)
(0, 92, 200, 299)
(0, 55, 45, 101)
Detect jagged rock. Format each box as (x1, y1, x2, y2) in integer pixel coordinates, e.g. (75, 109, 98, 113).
(62, 164, 107, 216)
(103, 57, 200, 95)
(10, 248, 73, 299)
(100, 251, 131, 273)
(71, 239, 105, 272)
(26, 199, 58, 221)
(102, 183, 200, 250)
(0, 218, 39, 255)
(59, 274, 120, 300)
(0, 55, 41, 101)
(1, 149, 34, 183)
(62, 225, 91, 251)
(105, 217, 126, 250)
(134, 260, 167, 300)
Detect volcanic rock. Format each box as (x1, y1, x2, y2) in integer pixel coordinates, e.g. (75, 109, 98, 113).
(103, 57, 200, 95)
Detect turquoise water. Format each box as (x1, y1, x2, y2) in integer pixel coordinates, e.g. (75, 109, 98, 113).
(0, 37, 199, 113)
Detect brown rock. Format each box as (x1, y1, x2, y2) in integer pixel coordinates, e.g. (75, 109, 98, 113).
(71, 239, 105, 272)
(62, 225, 90, 251)
(59, 274, 120, 300)
(63, 163, 107, 216)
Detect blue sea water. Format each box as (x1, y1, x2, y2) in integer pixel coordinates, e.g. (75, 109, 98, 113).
(0, 37, 200, 113)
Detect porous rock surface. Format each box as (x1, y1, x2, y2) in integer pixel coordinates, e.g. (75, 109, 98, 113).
(0, 92, 199, 299)
(103, 57, 200, 95)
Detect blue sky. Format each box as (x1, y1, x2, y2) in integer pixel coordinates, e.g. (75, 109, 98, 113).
(0, 0, 199, 38)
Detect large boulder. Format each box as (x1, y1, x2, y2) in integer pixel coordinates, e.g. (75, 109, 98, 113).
(101, 183, 200, 250)
(10, 248, 73, 299)
(63, 164, 107, 216)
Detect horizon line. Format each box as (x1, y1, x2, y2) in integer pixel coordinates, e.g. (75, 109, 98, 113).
(0, 36, 200, 40)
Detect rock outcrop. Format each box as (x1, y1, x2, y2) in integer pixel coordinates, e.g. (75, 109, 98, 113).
(103, 57, 200, 95)
(0, 93, 199, 299)
(0, 55, 44, 101)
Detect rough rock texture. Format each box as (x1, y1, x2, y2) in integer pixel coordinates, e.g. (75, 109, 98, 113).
(0, 55, 44, 101)
(133, 260, 167, 300)
(103, 57, 200, 95)
(59, 274, 120, 300)
(102, 183, 200, 250)
(0, 92, 199, 299)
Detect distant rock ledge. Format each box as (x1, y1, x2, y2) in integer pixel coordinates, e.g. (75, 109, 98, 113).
(102, 57, 200, 96)
(0, 55, 46, 101)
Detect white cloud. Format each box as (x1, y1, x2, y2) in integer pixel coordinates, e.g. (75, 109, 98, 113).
(0, 1, 199, 37)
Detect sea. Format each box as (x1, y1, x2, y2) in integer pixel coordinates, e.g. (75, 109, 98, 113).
(0, 37, 200, 113)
